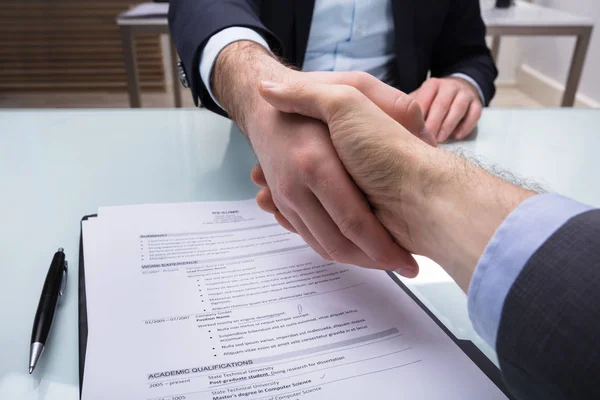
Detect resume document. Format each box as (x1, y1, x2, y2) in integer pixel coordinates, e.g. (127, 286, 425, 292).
(80, 200, 507, 399)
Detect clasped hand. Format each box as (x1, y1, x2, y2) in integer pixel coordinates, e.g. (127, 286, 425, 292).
(246, 73, 445, 277)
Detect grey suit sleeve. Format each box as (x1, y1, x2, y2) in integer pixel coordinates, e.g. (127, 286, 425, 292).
(496, 209, 600, 400)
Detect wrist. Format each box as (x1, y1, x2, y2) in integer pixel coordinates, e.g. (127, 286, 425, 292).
(431, 171, 533, 291)
(212, 41, 293, 133)
(389, 145, 534, 290)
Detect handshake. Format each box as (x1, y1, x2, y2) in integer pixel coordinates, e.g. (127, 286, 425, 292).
(243, 74, 532, 292)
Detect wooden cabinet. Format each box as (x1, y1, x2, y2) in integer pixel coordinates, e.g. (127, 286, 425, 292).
(0, 1, 165, 92)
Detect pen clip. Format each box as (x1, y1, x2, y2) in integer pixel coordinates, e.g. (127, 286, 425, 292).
(59, 261, 68, 297)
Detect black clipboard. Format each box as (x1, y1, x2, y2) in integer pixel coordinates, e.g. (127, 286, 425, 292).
(78, 215, 96, 395)
(78, 214, 513, 398)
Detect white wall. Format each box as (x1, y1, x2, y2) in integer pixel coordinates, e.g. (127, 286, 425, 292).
(518, 0, 600, 102)
(491, 37, 523, 84)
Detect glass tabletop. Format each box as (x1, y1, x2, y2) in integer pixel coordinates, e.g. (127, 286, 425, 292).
(1, 108, 599, 399)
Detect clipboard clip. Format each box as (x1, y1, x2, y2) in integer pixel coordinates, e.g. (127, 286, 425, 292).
(59, 261, 68, 298)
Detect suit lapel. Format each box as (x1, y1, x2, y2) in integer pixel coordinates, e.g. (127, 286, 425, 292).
(294, 0, 316, 68)
(391, 0, 418, 91)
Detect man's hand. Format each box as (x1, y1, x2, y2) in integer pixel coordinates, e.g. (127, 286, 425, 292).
(410, 77, 483, 143)
(257, 80, 533, 292)
(246, 100, 419, 275)
(304, 71, 437, 146)
(250, 72, 434, 245)
(255, 81, 431, 261)
(212, 41, 423, 276)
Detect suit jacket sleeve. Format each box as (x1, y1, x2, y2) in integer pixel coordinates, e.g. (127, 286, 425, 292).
(496, 209, 600, 400)
(168, 0, 282, 115)
(430, 0, 497, 105)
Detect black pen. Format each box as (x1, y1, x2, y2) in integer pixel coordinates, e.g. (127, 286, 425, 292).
(29, 248, 68, 374)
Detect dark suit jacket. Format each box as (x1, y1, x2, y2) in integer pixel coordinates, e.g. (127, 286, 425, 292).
(497, 209, 600, 399)
(168, 0, 497, 117)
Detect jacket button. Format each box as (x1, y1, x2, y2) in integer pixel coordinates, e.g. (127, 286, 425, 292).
(177, 61, 190, 88)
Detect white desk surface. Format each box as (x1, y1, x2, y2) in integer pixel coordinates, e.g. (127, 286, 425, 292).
(481, 0, 593, 28)
(1, 108, 600, 399)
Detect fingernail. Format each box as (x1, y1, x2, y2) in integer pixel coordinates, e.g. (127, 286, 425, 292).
(260, 80, 278, 90)
(437, 130, 447, 143)
(420, 127, 438, 147)
(394, 267, 417, 278)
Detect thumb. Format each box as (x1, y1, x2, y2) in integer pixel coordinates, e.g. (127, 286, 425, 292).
(304, 72, 436, 146)
(258, 80, 360, 124)
(392, 94, 437, 147)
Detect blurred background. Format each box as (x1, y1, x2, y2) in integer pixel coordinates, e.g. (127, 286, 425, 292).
(0, 0, 598, 109)
(0, 0, 174, 108)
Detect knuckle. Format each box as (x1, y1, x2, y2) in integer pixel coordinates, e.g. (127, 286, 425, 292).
(338, 84, 362, 101)
(372, 249, 394, 268)
(337, 215, 365, 240)
(439, 93, 456, 108)
(349, 71, 372, 89)
(292, 150, 319, 178)
(323, 241, 353, 263)
(437, 99, 453, 111)
(256, 192, 273, 210)
(323, 246, 344, 262)
(330, 85, 360, 99)
(457, 92, 473, 107)
(427, 78, 441, 89)
(339, 85, 367, 109)
(275, 181, 295, 201)
(464, 88, 477, 100)
(327, 85, 364, 118)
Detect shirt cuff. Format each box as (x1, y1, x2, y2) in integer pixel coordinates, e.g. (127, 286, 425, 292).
(468, 193, 593, 349)
(450, 73, 486, 105)
(199, 27, 271, 110)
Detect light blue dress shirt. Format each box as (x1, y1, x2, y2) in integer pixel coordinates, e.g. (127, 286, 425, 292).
(198, 0, 485, 109)
(302, 0, 396, 83)
(468, 193, 593, 349)
(194, 0, 559, 353)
